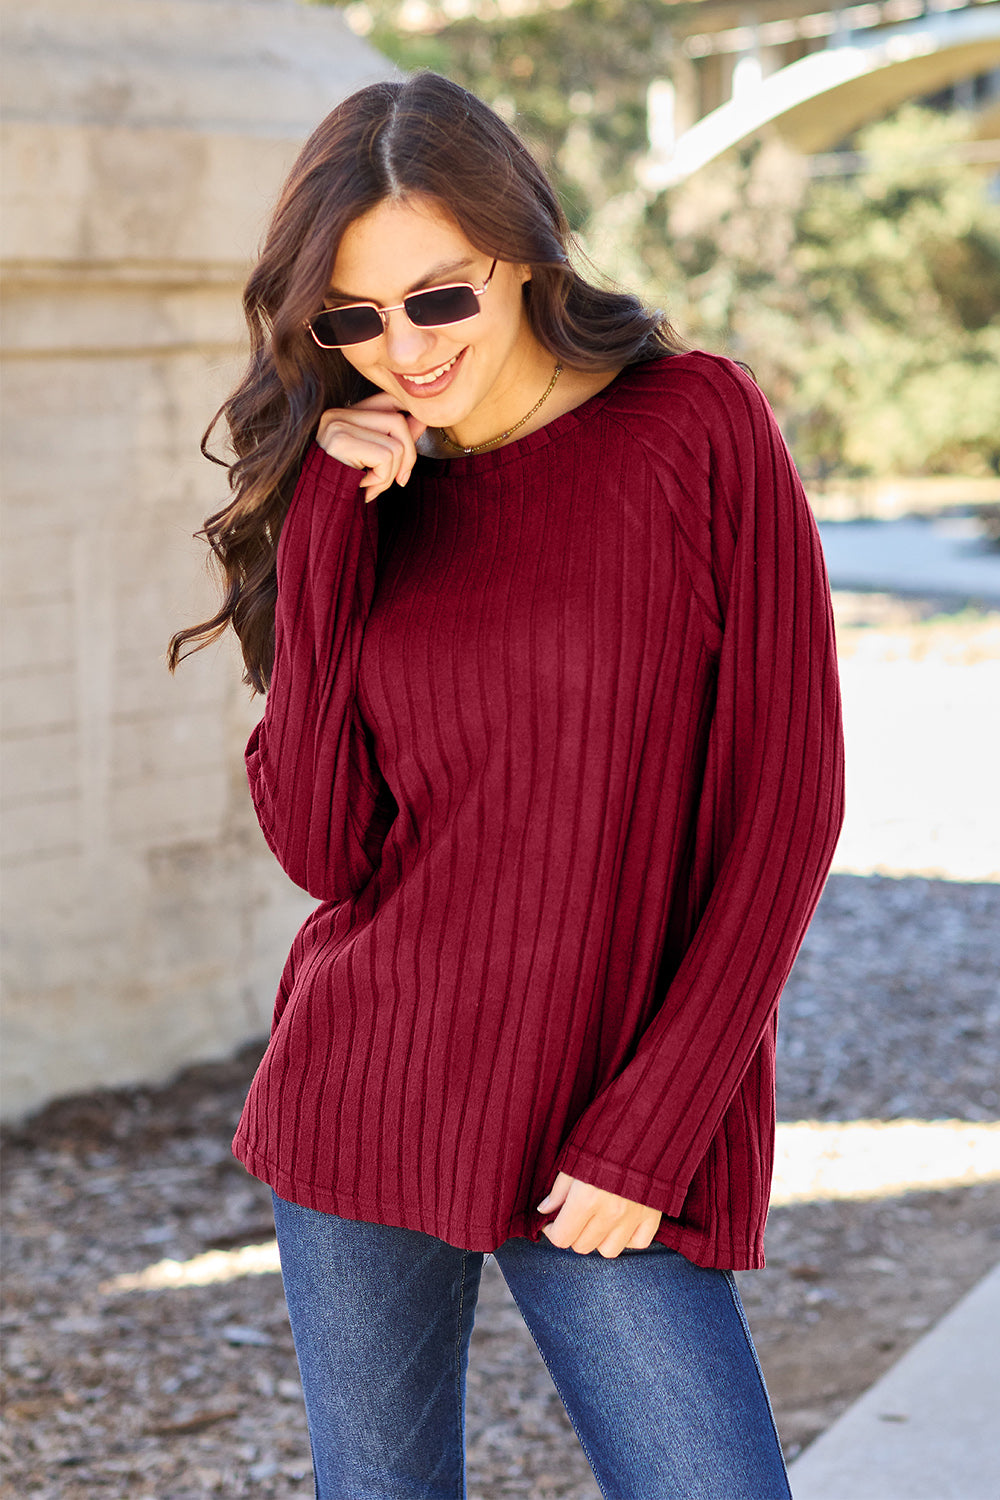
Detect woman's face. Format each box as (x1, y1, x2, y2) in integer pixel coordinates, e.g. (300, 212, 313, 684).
(325, 195, 553, 446)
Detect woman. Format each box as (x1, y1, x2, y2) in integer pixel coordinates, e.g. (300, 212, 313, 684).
(169, 70, 844, 1500)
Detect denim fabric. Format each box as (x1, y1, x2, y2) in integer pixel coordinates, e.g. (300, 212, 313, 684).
(271, 1192, 791, 1500)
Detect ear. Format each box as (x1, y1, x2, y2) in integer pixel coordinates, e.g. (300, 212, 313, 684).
(517, 264, 532, 286)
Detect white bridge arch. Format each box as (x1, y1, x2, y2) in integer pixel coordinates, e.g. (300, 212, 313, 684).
(641, 4, 1000, 186)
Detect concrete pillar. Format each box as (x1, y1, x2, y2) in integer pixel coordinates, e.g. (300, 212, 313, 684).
(0, 0, 392, 1119)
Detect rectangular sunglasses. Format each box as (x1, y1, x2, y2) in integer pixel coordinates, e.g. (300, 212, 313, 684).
(307, 258, 498, 349)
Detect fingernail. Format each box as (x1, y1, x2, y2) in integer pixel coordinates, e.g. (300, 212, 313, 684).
(536, 1196, 552, 1213)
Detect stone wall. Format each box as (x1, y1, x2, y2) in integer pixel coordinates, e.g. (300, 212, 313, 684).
(0, 0, 393, 1119)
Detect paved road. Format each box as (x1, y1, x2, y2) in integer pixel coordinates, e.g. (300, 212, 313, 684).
(818, 515, 1000, 883)
(797, 512, 1000, 1497)
(818, 516, 1000, 603)
(787, 1262, 1000, 1499)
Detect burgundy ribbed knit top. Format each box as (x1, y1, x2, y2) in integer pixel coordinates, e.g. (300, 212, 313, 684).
(232, 351, 844, 1270)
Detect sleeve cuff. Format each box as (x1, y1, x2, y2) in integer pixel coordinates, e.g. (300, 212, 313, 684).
(553, 1141, 689, 1218)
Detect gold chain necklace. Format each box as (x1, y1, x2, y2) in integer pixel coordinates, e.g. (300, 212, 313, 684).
(439, 364, 563, 455)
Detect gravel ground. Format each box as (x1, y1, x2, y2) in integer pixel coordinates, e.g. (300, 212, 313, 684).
(3, 597, 999, 1500)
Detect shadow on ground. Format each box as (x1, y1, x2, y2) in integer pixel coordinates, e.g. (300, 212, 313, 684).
(3, 869, 999, 1498)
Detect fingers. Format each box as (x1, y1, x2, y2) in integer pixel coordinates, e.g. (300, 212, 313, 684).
(535, 1171, 573, 1216)
(596, 1228, 636, 1260)
(539, 1176, 662, 1259)
(315, 400, 424, 500)
(352, 391, 428, 448)
(624, 1221, 661, 1252)
(540, 1177, 607, 1252)
(317, 417, 412, 497)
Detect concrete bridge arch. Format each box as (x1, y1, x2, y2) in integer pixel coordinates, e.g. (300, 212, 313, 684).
(642, 4, 1000, 185)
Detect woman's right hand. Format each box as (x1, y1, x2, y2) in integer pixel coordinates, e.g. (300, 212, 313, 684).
(316, 391, 427, 503)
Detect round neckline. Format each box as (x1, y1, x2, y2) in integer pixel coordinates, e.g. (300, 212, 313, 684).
(415, 360, 639, 477)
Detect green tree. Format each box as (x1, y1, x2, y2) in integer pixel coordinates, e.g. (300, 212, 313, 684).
(637, 108, 1000, 478)
(787, 108, 1000, 477)
(332, 0, 676, 224)
(320, 3, 1000, 478)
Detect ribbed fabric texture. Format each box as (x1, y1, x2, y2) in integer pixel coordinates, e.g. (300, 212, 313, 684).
(233, 351, 845, 1269)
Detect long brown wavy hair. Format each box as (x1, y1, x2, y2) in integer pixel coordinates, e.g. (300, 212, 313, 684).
(167, 71, 687, 693)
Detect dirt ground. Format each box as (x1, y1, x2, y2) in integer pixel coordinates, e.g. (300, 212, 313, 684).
(2, 1045, 999, 1500)
(3, 596, 999, 1499)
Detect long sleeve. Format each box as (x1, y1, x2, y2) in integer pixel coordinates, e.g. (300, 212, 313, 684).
(232, 351, 844, 1268)
(553, 361, 845, 1217)
(245, 441, 397, 902)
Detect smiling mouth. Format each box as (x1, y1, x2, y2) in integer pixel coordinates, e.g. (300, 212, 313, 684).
(393, 351, 464, 392)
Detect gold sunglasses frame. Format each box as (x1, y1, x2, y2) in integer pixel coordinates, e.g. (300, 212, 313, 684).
(307, 258, 499, 349)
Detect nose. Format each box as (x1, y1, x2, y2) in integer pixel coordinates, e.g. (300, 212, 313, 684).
(381, 306, 437, 369)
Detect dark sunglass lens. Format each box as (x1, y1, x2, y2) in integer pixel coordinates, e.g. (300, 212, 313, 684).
(311, 305, 383, 346)
(405, 285, 480, 328)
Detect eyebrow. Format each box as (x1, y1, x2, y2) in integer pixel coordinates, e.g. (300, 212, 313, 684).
(325, 257, 478, 306)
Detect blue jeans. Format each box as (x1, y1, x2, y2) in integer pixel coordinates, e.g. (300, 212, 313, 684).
(271, 1193, 791, 1500)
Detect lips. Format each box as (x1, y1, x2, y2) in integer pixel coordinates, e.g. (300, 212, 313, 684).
(393, 348, 466, 400)
(406, 355, 459, 386)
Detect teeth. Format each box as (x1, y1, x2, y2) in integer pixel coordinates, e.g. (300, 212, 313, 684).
(404, 355, 458, 386)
